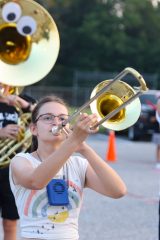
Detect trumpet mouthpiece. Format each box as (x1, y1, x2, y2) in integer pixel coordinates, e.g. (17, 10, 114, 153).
(52, 126, 59, 135)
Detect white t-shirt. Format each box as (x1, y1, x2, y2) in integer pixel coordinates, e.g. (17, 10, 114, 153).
(9, 153, 88, 240)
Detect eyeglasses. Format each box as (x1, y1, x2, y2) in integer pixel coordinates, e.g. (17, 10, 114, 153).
(35, 113, 69, 124)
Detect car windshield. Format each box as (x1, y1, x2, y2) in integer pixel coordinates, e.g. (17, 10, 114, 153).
(140, 94, 157, 105)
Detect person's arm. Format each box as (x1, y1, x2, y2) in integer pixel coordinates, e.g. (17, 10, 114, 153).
(4, 95, 36, 112)
(78, 143, 127, 199)
(8, 95, 31, 109)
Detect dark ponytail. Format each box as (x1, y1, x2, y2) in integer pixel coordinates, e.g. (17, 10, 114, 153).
(30, 136, 38, 152)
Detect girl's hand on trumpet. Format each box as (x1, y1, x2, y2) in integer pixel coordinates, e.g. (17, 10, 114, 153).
(63, 112, 99, 141)
(62, 127, 90, 154)
(62, 113, 99, 153)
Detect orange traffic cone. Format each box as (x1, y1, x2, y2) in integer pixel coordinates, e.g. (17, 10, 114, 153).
(106, 130, 116, 162)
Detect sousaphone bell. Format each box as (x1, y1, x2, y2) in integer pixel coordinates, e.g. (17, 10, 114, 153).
(0, 0, 60, 86)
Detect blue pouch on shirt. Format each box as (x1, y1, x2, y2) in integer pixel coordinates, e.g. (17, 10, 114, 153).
(46, 179, 69, 206)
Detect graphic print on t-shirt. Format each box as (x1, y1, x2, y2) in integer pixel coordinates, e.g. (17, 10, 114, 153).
(0, 103, 19, 128)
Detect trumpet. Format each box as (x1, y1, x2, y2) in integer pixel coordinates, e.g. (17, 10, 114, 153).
(52, 67, 148, 134)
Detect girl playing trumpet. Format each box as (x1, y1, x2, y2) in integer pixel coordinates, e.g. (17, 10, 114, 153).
(9, 95, 126, 240)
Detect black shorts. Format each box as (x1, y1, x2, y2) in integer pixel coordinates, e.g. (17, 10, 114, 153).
(0, 166, 19, 220)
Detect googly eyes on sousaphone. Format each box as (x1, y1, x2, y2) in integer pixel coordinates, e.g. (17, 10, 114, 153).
(0, 0, 60, 86)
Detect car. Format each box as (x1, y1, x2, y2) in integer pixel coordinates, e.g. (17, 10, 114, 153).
(127, 90, 160, 141)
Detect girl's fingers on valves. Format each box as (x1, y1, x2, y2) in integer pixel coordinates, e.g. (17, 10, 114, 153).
(78, 113, 97, 122)
(78, 112, 88, 121)
(77, 113, 99, 133)
(83, 113, 98, 126)
(85, 123, 99, 134)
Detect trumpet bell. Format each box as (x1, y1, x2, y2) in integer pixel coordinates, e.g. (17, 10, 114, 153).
(90, 80, 141, 131)
(0, 0, 60, 86)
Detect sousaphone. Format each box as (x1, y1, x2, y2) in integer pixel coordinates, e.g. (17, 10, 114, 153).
(0, 0, 60, 86)
(0, 0, 59, 167)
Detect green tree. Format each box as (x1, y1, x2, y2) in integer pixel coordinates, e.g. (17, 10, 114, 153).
(39, 0, 160, 85)
(121, 0, 160, 73)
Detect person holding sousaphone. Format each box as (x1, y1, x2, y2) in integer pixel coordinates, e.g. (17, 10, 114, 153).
(0, 84, 36, 240)
(0, 0, 60, 238)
